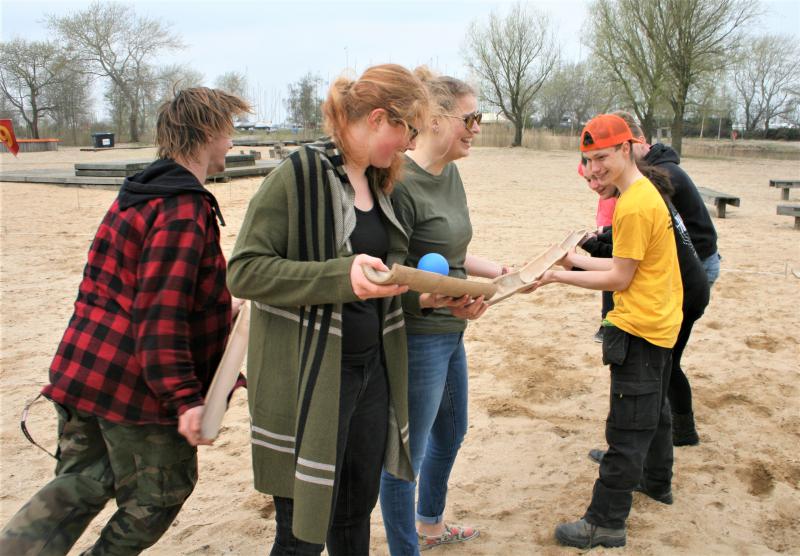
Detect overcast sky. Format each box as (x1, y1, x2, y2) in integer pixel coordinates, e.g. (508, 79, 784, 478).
(2, 0, 798, 122)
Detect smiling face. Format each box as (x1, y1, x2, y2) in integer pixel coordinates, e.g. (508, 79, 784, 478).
(441, 94, 480, 162)
(582, 163, 618, 200)
(583, 141, 632, 192)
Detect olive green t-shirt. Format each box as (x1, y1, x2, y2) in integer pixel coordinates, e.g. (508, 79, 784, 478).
(391, 155, 473, 334)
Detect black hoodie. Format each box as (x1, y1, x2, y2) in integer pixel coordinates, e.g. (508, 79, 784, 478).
(643, 144, 717, 260)
(118, 158, 225, 226)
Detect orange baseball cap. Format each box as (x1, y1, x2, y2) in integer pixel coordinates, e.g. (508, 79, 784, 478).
(580, 114, 643, 152)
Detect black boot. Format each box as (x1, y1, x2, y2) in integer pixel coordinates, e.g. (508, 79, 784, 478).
(672, 412, 699, 446)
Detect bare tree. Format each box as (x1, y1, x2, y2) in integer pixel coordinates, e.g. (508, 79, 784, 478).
(587, 0, 666, 142)
(689, 76, 735, 139)
(48, 1, 183, 142)
(537, 64, 575, 130)
(215, 71, 248, 98)
(464, 2, 559, 146)
(732, 34, 800, 132)
(647, 0, 759, 152)
(285, 73, 323, 130)
(571, 62, 620, 127)
(537, 61, 616, 131)
(141, 64, 205, 130)
(0, 39, 73, 138)
(45, 67, 93, 145)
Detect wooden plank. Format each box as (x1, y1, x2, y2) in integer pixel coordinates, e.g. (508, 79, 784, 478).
(208, 160, 278, 180)
(75, 169, 137, 177)
(75, 154, 254, 174)
(74, 160, 151, 171)
(1, 159, 279, 187)
(225, 153, 256, 163)
(0, 172, 125, 186)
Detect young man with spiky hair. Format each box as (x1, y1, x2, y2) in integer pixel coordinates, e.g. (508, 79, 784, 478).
(1, 88, 250, 555)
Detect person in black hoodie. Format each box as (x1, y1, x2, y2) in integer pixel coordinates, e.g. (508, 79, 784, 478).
(1, 88, 250, 555)
(614, 111, 720, 286)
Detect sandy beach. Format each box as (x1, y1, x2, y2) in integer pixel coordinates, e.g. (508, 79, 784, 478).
(1, 145, 798, 555)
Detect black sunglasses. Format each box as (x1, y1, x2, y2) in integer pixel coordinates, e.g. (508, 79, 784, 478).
(387, 109, 419, 142)
(444, 111, 482, 130)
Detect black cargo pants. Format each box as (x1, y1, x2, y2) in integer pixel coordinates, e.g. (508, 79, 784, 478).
(584, 325, 674, 529)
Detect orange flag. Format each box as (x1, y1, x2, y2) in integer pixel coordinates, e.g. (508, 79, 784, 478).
(0, 119, 20, 156)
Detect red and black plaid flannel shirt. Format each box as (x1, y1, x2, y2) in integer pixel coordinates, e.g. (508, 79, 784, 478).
(43, 193, 232, 425)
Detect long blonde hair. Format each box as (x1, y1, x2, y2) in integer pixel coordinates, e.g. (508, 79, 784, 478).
(322, 64, 429, 192)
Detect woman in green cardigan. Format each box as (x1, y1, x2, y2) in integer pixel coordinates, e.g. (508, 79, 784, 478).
(227, 64, 428, 556)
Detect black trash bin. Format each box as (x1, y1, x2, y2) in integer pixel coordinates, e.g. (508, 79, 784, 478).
(91, 132, 115, 148)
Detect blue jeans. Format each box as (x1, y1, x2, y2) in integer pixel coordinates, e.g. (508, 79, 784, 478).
(701, 251, 721, 286)
(380, 332, 469, 556)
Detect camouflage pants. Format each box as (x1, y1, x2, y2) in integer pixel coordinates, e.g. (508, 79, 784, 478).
(0, 404, 197, 555)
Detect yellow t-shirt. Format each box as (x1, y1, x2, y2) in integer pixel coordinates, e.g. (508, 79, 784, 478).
(608, 177, 683, 348)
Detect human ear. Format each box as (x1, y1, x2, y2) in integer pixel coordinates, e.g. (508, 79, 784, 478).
(367, 108, 386, 129)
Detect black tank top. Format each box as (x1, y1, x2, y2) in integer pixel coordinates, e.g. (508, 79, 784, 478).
(341, 202, 389, 363)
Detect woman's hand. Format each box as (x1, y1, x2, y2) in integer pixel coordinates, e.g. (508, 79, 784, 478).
(419, 293, 472, 309)
(350, 254, 409, 300)
(450, 295, 489, 320)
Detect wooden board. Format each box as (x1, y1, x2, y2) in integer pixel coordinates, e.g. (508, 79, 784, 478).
(200, 302, 250, 440)
(488, 229, 587, 305)
(363, 229, 587, 306)
(0, 160, 278, 186)
(363, 264, 498, 300)
(74, 160, 151, 171)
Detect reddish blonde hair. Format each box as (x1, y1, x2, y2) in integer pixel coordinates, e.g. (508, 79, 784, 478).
(322, 64, 429, 192)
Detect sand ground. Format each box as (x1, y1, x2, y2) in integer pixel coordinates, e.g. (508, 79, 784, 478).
(1, 146, 799, 555)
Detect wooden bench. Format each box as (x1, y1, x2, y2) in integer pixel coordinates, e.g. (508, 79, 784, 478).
(769, 179, 800, 200)
(777, 204, 800, 230)
(696, 187, 741, 218)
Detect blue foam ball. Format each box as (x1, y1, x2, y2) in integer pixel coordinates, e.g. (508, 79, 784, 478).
(417, 253, 449, 276)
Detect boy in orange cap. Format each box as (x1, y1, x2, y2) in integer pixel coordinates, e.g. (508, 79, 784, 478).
(533, 114, 683, 549)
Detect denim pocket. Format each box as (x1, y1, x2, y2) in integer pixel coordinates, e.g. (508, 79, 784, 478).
(602, 326, 629, 366)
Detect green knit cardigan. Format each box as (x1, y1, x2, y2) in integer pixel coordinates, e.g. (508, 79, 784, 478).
(227, 142, 413, 543)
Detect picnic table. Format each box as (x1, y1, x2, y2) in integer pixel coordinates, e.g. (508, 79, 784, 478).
(696, 186, 740, 218)
(769, 179, 800, 201)
(777, 204, 800, 230)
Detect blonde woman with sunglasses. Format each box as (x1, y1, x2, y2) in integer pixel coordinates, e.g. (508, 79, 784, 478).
(379, 67, 509, 555)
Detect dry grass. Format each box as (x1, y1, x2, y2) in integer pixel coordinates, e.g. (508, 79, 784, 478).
(474, 125, 800, 160)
